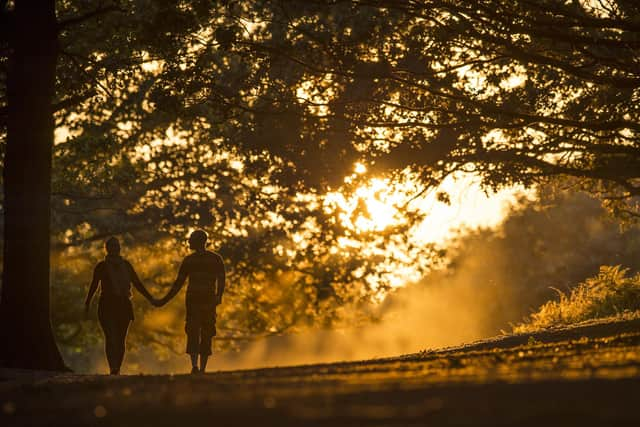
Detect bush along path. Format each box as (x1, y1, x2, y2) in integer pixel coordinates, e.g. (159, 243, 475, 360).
(2, 317, 640, 426)
(514, 265, 640, 332)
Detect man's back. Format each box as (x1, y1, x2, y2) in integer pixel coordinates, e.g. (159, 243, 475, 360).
(181, 251, 224, 298)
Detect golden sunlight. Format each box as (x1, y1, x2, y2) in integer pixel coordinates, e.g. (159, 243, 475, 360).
(414, 173, 531, 244)
(325, 167, 532, 291)
(333, 167, 529, 244)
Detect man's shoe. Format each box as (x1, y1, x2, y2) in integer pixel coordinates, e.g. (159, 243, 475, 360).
(191, 366, 199, 374)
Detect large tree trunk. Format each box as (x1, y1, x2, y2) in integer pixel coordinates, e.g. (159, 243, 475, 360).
(0, 0, 66, 370)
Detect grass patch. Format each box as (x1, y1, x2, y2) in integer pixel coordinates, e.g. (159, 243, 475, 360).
(514, 266, 640, 333)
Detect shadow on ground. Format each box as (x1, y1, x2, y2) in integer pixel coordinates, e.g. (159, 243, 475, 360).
(2, 318, 640, 426)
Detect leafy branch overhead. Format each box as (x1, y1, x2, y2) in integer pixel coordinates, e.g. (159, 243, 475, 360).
(236, 0, 639, 211)
(7, 1, 639, 204)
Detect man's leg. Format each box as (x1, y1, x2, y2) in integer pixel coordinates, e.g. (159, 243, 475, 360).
(186, 332, 199, 373)
(199, 330, 211, 373)
(185, 300, 201, 373)
(199, 306, 216, 373)
(199, 322, 211, 372)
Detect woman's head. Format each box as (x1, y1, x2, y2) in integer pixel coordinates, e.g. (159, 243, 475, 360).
(105, 237, 121, 255)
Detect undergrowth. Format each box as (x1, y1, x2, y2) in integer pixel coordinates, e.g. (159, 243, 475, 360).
(514, 265, 640, 333)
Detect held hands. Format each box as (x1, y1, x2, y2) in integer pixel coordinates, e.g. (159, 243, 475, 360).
(149, 294, 222, 307)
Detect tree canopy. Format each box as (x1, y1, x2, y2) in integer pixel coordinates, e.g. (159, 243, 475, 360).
(4, 0, 640, 231)
(195, 0, 640, 215)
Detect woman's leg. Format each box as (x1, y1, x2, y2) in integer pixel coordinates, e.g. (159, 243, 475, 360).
(110, 318, 130, 374)
(98, 301, 131, 375)
(98, 310, 118, 374)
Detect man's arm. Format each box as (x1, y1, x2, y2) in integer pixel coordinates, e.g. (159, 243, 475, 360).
(215, 257, 226, 305)
(84, 265, 100, 318)
(128, 262, 155, 303)
(158, 260, 188, 306)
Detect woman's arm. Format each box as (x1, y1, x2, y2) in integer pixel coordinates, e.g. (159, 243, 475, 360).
(84, 265, 100, 317)
(128, 262, 155, 303)
(157, 261, 188, 306)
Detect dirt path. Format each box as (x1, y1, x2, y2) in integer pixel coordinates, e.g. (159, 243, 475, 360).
(2, 318, 640, 426)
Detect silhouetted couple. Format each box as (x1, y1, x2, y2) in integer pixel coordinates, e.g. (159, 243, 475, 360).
(84, 230, 225, 375)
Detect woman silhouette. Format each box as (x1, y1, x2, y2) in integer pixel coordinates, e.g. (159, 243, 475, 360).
(84, 237, 155, 374)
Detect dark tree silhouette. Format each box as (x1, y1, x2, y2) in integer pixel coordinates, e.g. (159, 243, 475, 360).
(0, 0, 67, 370)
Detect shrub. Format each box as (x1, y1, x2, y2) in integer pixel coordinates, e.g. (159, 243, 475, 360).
(514, 265, 640, 332)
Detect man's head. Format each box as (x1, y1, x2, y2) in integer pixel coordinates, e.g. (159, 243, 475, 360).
(105, 237, 121, 255)
(188, 229, 208, 251)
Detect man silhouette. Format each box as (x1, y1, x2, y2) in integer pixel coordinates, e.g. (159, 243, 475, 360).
(157, 230, 225, 373)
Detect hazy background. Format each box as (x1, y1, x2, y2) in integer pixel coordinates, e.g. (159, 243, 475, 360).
(60, 185, 640, 374)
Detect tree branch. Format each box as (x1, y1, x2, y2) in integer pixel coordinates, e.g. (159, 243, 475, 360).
(52, 91, 96, 113)
(57, 5, 124, 31)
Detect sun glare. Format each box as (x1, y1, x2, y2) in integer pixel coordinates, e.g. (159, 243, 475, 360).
(354, 162, 367, 174)
(325, 165, 532, 289)
(326, 177, 409, 234)
(414, 174, 530, 244)
(332, 167, 529, 244)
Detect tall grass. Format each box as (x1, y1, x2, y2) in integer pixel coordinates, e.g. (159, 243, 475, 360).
(514, 266, 640, 333)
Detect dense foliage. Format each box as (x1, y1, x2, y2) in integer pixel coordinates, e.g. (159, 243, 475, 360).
(514, 265, 640, 332)
(280, 1, 640, 216)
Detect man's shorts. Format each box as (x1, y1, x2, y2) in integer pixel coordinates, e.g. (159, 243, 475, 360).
(185, 296, 217, 356)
